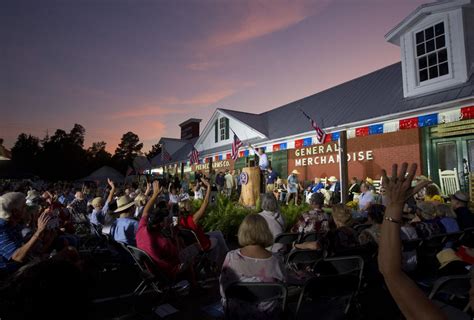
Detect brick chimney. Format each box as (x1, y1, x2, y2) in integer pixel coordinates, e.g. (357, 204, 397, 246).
(179, 118, 201, 140)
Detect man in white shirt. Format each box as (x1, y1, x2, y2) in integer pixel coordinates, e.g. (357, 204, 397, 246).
(248, 144, 269, 193)
(224, 170, 234, 197)
(358, 182, 374, 216)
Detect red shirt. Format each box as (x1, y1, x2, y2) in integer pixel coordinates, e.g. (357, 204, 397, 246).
(136, 216, 180, 278)
(179, 215, 211, 251)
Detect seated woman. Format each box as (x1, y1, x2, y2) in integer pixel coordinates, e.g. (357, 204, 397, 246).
(424, 184, 444, 204)
(275, 178, 287, 203)
(178, 178, 229, 268)
(411, 201, 445, 238)
(358, 204, 385, 245)
(291, 192, 330, 235)
(258, 193, 285, 253)
(220, 214, 286, 319)
(136, 181, 185, 279)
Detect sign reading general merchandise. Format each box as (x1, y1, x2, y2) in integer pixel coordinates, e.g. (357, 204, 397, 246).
(293, 143, 374, 167)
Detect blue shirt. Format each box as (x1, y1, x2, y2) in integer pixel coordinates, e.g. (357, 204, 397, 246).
(112, 217, 139, 246)
(287, 175, 299, 193)
(0, 219, 23, 271)
(267, 171, 278, 184)
(89, 200, 110, 226)
(310, 182, 324, 193)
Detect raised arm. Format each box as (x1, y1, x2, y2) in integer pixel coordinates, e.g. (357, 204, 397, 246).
(143, 180, 161, 219)
(144, 181, 151, 197)
(378, 163, 445, 320)
(192, 177, 211, 224)
(12, 211, 51, 263)
(106, 178, 116, 204)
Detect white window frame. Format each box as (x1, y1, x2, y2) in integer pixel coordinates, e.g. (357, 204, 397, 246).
(219, 117, 227, 141)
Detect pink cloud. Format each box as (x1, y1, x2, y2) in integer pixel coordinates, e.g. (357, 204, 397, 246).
(186, 61, 222, 71)
(207, 1, 330, 47)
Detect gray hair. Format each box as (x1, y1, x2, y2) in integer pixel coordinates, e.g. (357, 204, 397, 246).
(261, 192, 278, 212)
(0, 192, 26, 221)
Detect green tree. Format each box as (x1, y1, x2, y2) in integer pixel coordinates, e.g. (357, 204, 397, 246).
(11, 133, 42, 172)
(113, 132, 143, 173)
(146, 142, 162, 159)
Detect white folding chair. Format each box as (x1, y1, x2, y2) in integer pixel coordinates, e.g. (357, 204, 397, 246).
(438, 168, 460, 196)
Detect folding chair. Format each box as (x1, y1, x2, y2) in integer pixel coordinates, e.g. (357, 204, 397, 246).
(274, 232, 299, 245)
(126, 245, 173, 296)
(302, 232, 318, 242)
(295, 255, 364, 319)
(224, 282, 288, 319)
(417, 233, 447, 273)
(353, 224, 371, 234)
(286, 249, 323, 272)
(429, 275, 471, 315)
(178, 228, 214, 283)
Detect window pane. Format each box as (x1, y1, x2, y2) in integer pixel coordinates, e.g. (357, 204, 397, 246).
(418, 56, 427, 69)
(435, 22, 444, 36)
(420, 69, 428, 82)
(439, 62, 449, 76)
(437, 142, 457, 171)
(438, 49, 448, 63)
(416, 31, 424, 44)
(428, 53, 437, 67)
(429, 66, 438, 79)
(435, 35, 445, 49)
(426, 39, 435, 53)
(417, 44, 425, 56)
(425, 27, 434, 40)
(468, 140, 474, 172)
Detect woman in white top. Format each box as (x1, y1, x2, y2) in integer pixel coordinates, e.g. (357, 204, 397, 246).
(258, 193, 285, 253)
(220, 214, 286, 319)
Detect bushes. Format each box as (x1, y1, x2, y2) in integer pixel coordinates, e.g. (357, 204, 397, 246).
(194, 195, 314, 237)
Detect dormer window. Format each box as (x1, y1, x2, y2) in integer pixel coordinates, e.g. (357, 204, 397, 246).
(214, 117, 229, 142)
(415, 21, 449, 83)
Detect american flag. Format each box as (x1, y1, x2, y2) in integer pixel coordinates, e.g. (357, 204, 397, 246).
(189, 147, 200, 164)
(231, 133, 243, 160)
(300, 109, 327, 144)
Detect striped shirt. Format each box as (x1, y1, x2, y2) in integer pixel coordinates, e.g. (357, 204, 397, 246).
(0, 219, 23, 271)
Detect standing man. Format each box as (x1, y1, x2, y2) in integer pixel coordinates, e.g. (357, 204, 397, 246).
(286, 170, 300, 205)
(266, 166, 278, 193)
(248, 144, 269, 193)
(224, 170, 234, 197)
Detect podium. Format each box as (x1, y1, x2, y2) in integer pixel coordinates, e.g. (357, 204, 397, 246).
(239, 167, 261, 207)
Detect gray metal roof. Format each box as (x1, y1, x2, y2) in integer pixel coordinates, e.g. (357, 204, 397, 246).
(219, 62, 474, 141)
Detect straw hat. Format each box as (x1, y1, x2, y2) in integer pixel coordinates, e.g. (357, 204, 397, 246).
(365, 177, 374, 185)
(91, 197, 103, 208)
(114, 195, 135, 213)
(436, 248, 462, 269)
(26, 190, 40, 201)
(328, 176, 338, 182)
(291, 169, 300, 175)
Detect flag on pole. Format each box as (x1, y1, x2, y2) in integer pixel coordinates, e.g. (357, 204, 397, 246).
(189, 147, 200, 164)
(231, 133, 243, 160)
(300, 109, 327, 144)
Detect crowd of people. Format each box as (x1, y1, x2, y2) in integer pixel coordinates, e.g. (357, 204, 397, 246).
(1, 163, 474, 319)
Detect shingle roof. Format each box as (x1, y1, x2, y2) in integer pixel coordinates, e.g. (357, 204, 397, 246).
(220, 62, 474, 141)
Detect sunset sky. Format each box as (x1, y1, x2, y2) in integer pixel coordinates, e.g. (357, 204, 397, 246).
(1, 0, 428, 153)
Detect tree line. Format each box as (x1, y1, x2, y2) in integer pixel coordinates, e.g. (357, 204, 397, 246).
(8, 124, 161, 181)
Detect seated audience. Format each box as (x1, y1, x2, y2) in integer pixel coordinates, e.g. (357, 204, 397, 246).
(291, 192, 329, 235)
(179, 178, 229, 268)
(357, 182, 374, 216)
(450, 191, 474, 230)
(89, 178, 115, 227)
(137, 180, 186, 279)
(348, 177, 360, 201)
(111, 195, 138, 246)
(168, 183, 179, 205)
(435, 203, 460, 233)
(0, 192, 52, 273)
(358, 204, 385, 245)
(220, 214, 286, 319)
(424, 184, 444, 204)
(378, 163, 447, 320)
(411, 201, 445, 238)
(325, 204, 359, 254)
(258, 193, 285, 253)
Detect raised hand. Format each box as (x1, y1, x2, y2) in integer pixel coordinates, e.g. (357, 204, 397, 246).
(200, 177, 210, 187)
(107, 178, 115, 189)
(381, 163, 431, 209)
(37, 210, 52, 233)
(153, 180, 161, 195)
